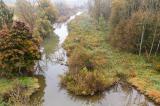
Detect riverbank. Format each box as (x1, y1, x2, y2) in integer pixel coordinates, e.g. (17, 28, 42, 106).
(61, 13, 118, 95)
(0, 33, 59, 106)
(62, 13, 160, 105)
(56, 9, 85, 23)
(0, 77, 39, 105)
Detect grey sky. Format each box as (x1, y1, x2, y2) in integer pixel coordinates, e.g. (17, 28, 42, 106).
(3, 0, 88, 6)
(55, 0, 87, 6)
(3, 0, 15, 4)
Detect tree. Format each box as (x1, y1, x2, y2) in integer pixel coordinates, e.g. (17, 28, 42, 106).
(88, 0, 111, 23)
(33, 17, 53, 39)
(37, 0, 58, 24)
(0, 0, 13, 29)
(0, 21, 41, 76)
(108, 0, 160, 54)
(55, 1, 69, 16)
(15, 0, 36, 30)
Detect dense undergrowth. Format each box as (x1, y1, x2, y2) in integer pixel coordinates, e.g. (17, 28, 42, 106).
(61, 14, 160, 104)
(0, 77, 39, 106)
(61, 14, 118, 96)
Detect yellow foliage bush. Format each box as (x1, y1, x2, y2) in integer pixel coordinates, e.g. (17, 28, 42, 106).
(0, 21, 41, 76)
(61, 68, 116, 96)
(155, 64, 160, 72)
(68, 45, 108, 72)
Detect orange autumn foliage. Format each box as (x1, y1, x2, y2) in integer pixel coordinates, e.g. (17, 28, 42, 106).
(0, 21, 41, 76)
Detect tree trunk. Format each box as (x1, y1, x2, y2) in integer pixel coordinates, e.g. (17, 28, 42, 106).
(139, 23, 146, 56)
(155, 39, 160, 56)
(149, 24, 157, 56)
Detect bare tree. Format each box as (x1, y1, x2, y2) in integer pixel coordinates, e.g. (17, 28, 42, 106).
(15, 0, 36, 30)
(149, 22, 158, 56)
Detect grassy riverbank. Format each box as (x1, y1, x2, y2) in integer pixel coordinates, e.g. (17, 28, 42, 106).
(61, 14, 118, 95)
(62, 13, 160, 104)
(62, 13, 118, 95)
(0, 77, 39, 105)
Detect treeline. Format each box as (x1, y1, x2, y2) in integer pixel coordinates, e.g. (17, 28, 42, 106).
(15, 0, 58, 39)
(0, 0, 58, 76)
(88, 0, 160, 56)
(56, 1, 84, 23)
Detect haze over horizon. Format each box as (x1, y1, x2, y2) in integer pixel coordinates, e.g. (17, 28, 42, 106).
(4, 0, 87, 6)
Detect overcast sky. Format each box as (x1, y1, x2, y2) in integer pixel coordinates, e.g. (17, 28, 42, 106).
(4, 0, 88, 6)
(56, 0, 87, 6)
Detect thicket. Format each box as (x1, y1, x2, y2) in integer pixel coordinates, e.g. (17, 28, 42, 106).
(15, 0, 58, 39)
(0, 0, 58, 105)
(61, 69, 115, 96)
(88, 0, 160, 55)
(61, 44, 116, 95)
(61, 15, 117, 96)
(0, 21, 41, 76)
(0, 0, 59, 77)
(0, 1, 42, 76)
(38, 0, 58, 24)
(0, 0, 59, 75)
(33, 18, 53, 39)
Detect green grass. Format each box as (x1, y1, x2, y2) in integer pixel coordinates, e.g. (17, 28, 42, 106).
(62, 14, 118, 96)
(0, 77, 39, 96)
(63, 13, 160, 104)
(0, 77, 39, 105)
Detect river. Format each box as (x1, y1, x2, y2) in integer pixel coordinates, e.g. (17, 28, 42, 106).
(32, 12, 158, 106)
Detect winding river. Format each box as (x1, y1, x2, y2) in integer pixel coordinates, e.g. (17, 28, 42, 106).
(32, 12, 158, 106)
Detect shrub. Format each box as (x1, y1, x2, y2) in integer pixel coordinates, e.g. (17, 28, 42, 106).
(109, 11, 160, 53)
(61, 42, 111, 96)
(153, 63, 160, 72)
(68, 46, 93, 72)
(33, 18, 53, 39)
(38, 0, 58, 24)
(61, 68, 116, 96)
(68, 45, 108, 72)
(109, 13, 141, 53)
(8, 82, 30, 105)
(0, 21, 41, 76)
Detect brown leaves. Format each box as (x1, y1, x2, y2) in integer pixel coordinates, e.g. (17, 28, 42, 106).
(0, 21, 41, 76)
(0, 27, 10, 40)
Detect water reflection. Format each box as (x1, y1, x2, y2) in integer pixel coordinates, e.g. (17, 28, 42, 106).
(42, 35, 58, 59)
(35, 34, 60, 73)
(102, 82, 156, 106)
(30, 75, 45, 106)
(57, 82, 157, 106)
(66, 92, 106, 105)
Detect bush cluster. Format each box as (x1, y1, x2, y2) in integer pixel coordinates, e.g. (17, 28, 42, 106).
(61, 15, 117, 95)
(68, 45, 108, 72)
(109, 10, 160, 53)
(61, 68, 115, 96)
(0, 21, 41, 76)
(88, 0, 160, 54)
